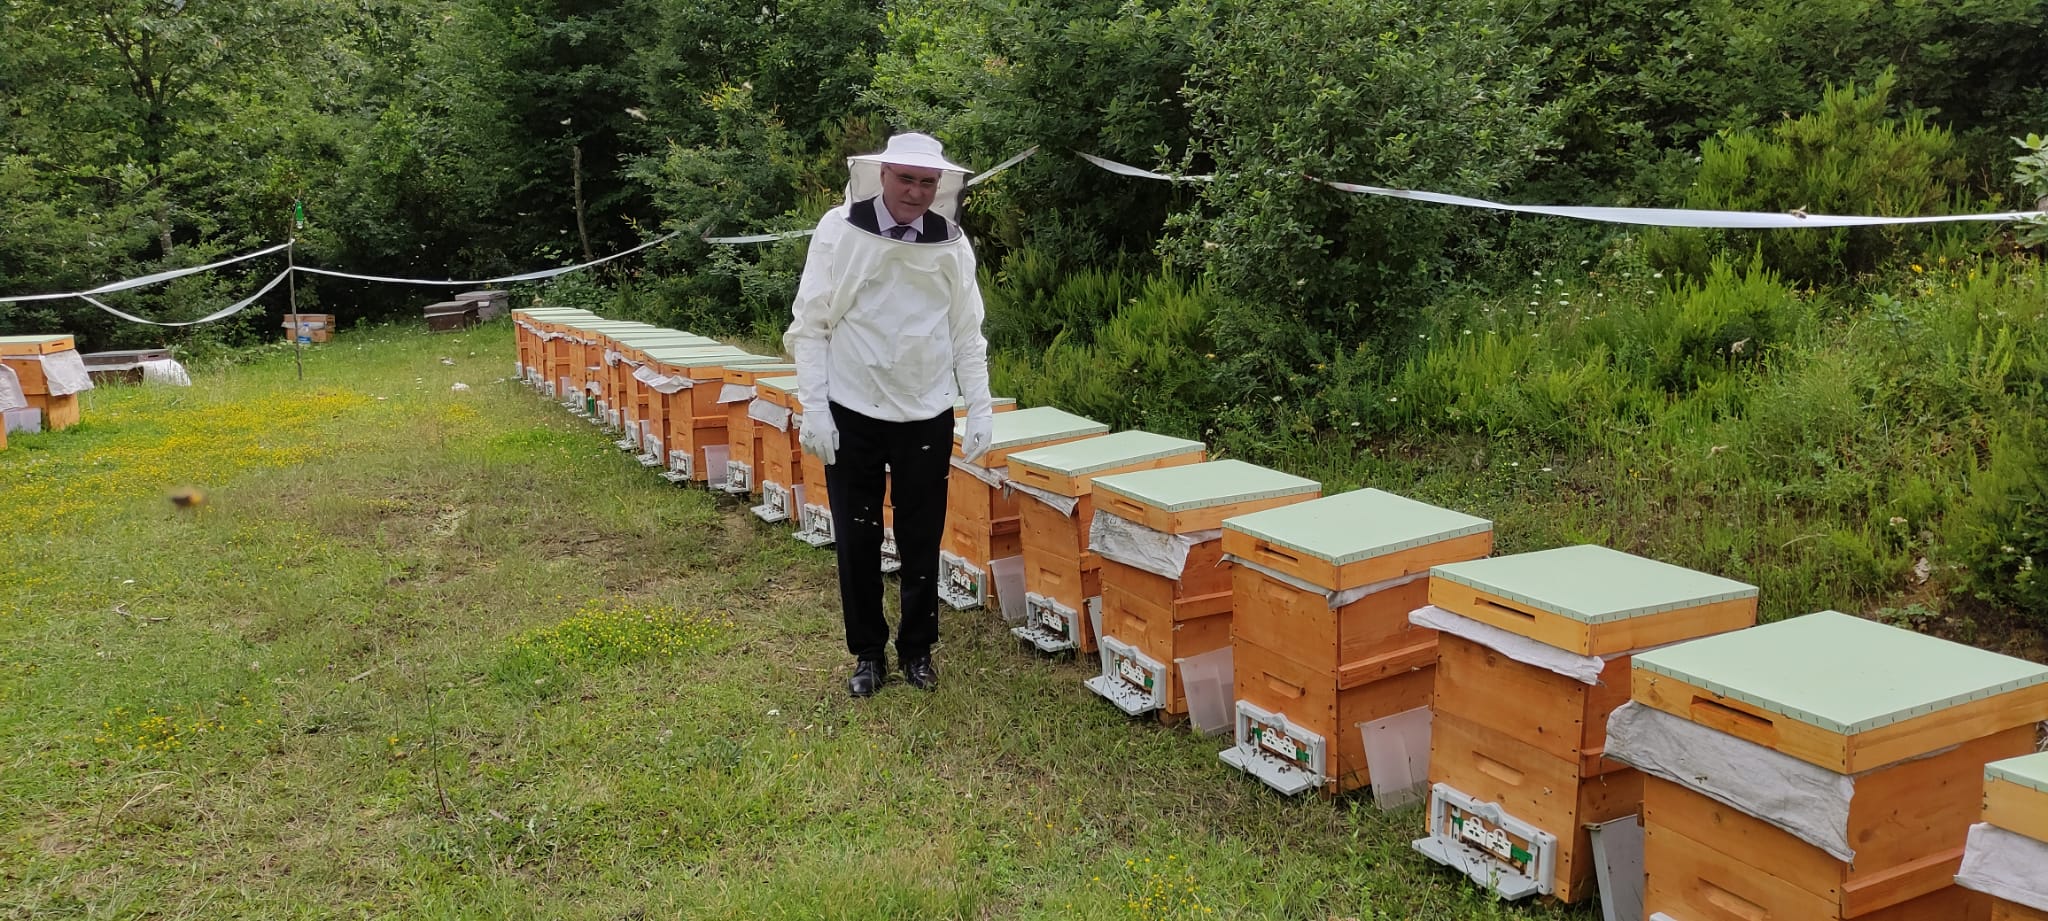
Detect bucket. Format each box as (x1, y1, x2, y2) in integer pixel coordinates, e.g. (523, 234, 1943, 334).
(988, 555, 1026, 625)
(1358, 706, 1433, 809)
(1175, 645, 1235, 736)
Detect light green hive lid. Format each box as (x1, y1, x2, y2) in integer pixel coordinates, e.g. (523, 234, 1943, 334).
(0, 334, 71, 344)
(609, 331, 714, 345)
(574, 321, 663, 332)
(1093, 459, 1320, 512)
(952, 406, 1107, 450)
(1634, 610, 2048, 735)
(1008, 430, 1205, 477)
(658, 353, 778, 369)
(756, 375, 801, 394)
(1431, 545, 1757, 624)
(523, 308, 597, 317)
(1223, 488, 1493, 566)
(738, 362, 797, 376)
(1986, 751, 2048, 795)
(639, 345, 747, 360)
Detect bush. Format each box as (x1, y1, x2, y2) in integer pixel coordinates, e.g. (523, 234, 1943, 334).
(1948, 417, 2048, 624)
(1644, 73, 1974, 285)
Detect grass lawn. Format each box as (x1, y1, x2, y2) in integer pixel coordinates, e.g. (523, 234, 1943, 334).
(1, 322, 1591, 920)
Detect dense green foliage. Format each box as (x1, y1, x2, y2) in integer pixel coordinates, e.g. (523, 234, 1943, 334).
(4, 0, 2048, 636)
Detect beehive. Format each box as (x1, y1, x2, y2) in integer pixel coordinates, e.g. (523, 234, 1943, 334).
(718, 362, 798, 498)
(938, 407, 1109, 612)
(0, 335, 87, 431)
(1413, 546, 1757, 903)
(602, 330, 718, 450)
(749, 375, 805, 524)
(1958, 752, 2048, 921)
(281, 313, 335, 343)
(1004, 431, 1206, 654)
(565, 322, 665, 423)
(1085, 460, 1320, 721)
(512, 308, 597, 391)
(1627, 611, 2048, 921)
(1218, 489, 1492, 796)
(641, 348, 774, 484)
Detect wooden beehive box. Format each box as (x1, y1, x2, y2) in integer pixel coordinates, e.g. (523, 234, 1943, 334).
(0, 335, 84, 431)
(1963, 752, 2048, 921)
(1004, 431, 1207, 654)
(1416, 545, 1757, 904)
(719, 362, 798, 498)
(645, 348, 773, 483)
(423, 301, 478, 332)
(938, 407, 1109, 611)
(514, 309, 596, 389)
(1218, 489, 1493, 795)
(607, 333, 718, 456)
(1633, 611, 2048, 921)
(572, 322, 665, 423)
(457, 289, 509, 321)
(281, 313, 335, 343)
(749, 375, 805, 523)
(1085, 460, 1321, 721)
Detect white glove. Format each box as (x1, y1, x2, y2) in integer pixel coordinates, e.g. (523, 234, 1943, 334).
(799, 410, 838, 466)
(960, 410, 994, 464)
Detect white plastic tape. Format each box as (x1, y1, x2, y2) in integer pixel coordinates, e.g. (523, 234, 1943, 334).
(0, 241, 292, 304)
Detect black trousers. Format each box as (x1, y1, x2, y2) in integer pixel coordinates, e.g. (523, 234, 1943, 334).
(823, 401, 953, 664)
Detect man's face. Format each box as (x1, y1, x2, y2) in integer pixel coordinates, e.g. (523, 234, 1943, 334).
(879, 164, 942, 226)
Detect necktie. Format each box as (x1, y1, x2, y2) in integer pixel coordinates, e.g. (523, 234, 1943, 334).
(886, 225, 911, 241)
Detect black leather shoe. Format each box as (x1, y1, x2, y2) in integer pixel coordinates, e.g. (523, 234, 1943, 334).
(903, 655, 938, 691)
(848, 659, 886, 698)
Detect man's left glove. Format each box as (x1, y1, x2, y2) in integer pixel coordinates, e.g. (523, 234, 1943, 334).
(799, 409, 838, 466)
(960, 409, 994, 464)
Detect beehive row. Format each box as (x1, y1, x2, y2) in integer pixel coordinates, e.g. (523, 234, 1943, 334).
(512, 308, 2048, 921)
(1, 333, 94, 440)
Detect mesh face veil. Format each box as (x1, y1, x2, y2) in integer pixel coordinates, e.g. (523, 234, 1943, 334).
(843, 133, 971, 242)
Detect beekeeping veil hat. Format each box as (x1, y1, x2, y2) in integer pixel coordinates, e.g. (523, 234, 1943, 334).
(844, 133, 971, 242)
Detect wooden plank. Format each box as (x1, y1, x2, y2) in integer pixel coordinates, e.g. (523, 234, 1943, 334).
(1839, 848, 1965, 919)
(0, 335, 76, 355)
(1430, 580, 1593, 654)
(34, 393, 80, 431)
(1633, 669, 1853, 772)
(1646, 818, 1845, 921)
(1429, 713, 1640, 903)
(1434, 633, 1595, 764)
(1994, 899, 2048, 921)
(1984, 775, 2048, 842)
(1586, 595, 1758, 657)
(1846, 683, 2048, 773)
(1644, 775, 1844, 903)
(1849, 725, 2032, 880)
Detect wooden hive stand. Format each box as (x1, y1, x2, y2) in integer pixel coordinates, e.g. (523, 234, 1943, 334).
(1084, 460, 1320, 723)
(1958, 752, 2048, 921)
(0, 334, 88, 431)
(1622, 610, 2048, 921)
(1218, 488, 1493, 798)
(718, 362, 798, 498)
(605, 333, 718, 463)
(749, 376, 805, 524)
(1412, 545, 1758, 905)
(937, 407, 1109, 613)
(1003, 430, 1206, 655)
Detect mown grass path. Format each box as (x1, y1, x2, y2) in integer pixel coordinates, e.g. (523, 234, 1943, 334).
(1, 324, 1589, 920)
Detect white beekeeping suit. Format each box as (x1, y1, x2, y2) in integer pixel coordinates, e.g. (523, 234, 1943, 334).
(783, 133, 995, 464)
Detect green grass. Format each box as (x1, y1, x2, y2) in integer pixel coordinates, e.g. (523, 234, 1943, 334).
(0, 322, 1588, 920)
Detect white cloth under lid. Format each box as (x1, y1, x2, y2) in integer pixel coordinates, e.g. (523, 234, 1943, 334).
(1088, 509, 1220, 581)
(1956, 821, 2048, 910)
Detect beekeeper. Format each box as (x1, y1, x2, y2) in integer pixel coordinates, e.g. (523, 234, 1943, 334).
(785, 132, 995, 698)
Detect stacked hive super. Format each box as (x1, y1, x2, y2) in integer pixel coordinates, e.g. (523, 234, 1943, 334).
(749, 376, 806, 524)
(1005, 431, 1206, 655)
(1412, 546, 1758, 904)
(938, 407, 1109, 613)
(1613, 610, 2048, 921)
(1085, 460, 1320, 723)
(566, 321, 665, 425)
(0, 335, 93, 432)
(718, 362, 798, 498)
(644, 348, 780, 485)
(512, 308, 598, 395)
(1958, 751, 2048, 921)
(1218, 489, 1493, 797)
(600, 331, 720, 463)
